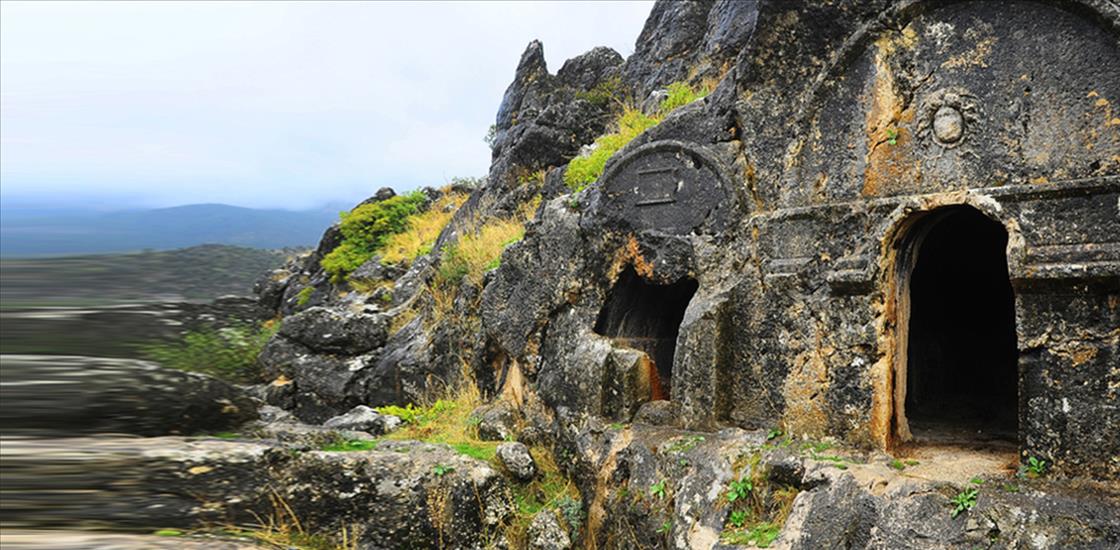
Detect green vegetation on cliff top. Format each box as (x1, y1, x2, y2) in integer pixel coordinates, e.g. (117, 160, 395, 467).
(564, 81, 710, 192)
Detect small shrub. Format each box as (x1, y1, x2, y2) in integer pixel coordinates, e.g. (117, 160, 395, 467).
(484, 125, 497, 148)
(888, 459, 906, 471)
(950, 488, 978, 518)
(556, 495, 584, 532)
(295, 286, 314, 307)
(321, 192, 427, 282)
(433, 464, 455, 477)
(139, 322, 277, 383)
(649, 479, 667, 500)
(728, 510, 748, 528)
(575, 76, 623, 108)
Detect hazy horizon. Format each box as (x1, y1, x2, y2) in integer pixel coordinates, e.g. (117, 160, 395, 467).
(0, 1, 652, 212)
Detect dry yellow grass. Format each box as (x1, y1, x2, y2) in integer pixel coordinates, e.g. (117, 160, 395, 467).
(380, 191, 468, 265)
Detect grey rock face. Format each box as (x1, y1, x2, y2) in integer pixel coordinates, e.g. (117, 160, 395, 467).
(527, 511, 571, 550)
(278, 307, 388, 355)
(496, 441, 536, 481)
(473, 402, 517, 442)
(633, 400, 681, 427)
(491, 41, 623, 171)
(0, 355, 258, 437)
(322, 405, 401, 435)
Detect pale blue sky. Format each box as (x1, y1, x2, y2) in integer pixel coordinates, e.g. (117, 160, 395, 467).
(0, 1, 652, 210)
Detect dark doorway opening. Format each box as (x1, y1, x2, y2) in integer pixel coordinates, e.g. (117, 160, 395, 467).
(595, 267, 698, 400)
(903, 206, 1018, 443)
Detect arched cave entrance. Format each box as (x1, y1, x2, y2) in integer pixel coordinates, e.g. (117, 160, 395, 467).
(897, 206, 1018, 444)
(595, 267, 698, 400)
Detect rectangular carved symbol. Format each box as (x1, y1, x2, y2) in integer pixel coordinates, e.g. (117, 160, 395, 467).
(635, 166, 680, 206)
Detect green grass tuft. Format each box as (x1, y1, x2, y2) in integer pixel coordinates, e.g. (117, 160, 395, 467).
(320, 439, 379, 452)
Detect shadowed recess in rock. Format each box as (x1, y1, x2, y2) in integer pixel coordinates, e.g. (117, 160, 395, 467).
(594, 267, 697, 400)
(905, 206, 1018, 443)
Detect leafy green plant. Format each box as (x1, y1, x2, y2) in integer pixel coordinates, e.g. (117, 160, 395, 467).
(320, 439, 379, 452)
(970, 477, 985, 485)
(766, 428, 783, 441)
(139, 321, 277, 383)
(321, 192, 427, 282)
(727, 478, 753, 503)
(154, 529, 183, 537)
(886, 127, 899, 145)
(433, 464, 455, 477)
(649, 479, 667, 500)
(656, 520, 672, 535)
(950, 488, 978, 518)
(1021, 456, 1048, 478)
(728, 510, 748, 528)
(888, 459, 906, 471)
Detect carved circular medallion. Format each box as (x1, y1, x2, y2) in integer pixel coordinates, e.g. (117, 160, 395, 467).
(933, 106, 964, 144)
(916, 88, 980, 149)
(597, 141, 734, 235)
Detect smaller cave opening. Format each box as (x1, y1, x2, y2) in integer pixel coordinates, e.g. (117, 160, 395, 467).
(594, 267, 698, 400)
(902, 206, 1018, 445)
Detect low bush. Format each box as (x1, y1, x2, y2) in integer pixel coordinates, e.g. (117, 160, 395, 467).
(321, 192, 427, 282)
(139, 321, 278, 383)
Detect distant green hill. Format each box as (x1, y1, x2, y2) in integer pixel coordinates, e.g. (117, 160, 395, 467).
(0, 244, 300, 307)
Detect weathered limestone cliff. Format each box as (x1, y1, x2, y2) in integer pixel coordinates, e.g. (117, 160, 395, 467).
(8, 1, 1114, 549)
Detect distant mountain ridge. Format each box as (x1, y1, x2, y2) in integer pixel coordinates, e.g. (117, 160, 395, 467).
(0, 202, 345, 257)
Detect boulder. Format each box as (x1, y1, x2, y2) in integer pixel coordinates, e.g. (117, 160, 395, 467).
(632, 400, 681, 427)
(322, 405, 402, 435)
(0, 436, 514, 549)
(473, 402, 517, 441)
(496, 442, 536, 481)
(277, 307, 388, 355)
(527, 511, 571, 550)
(0, 355, 258, 437)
